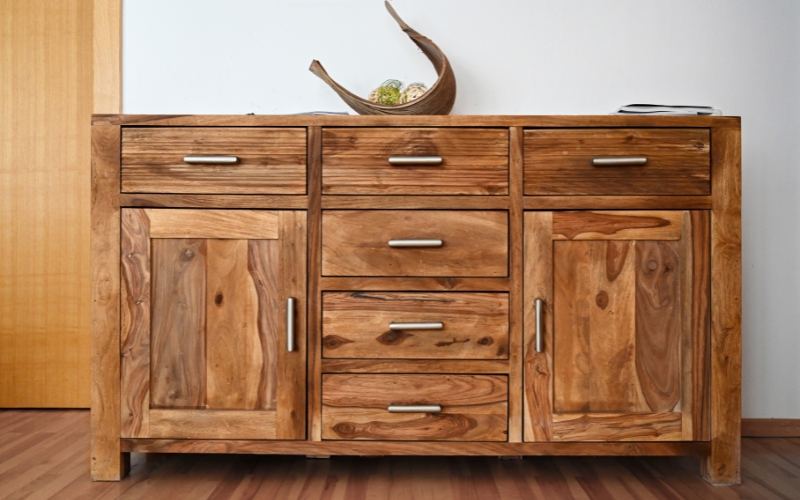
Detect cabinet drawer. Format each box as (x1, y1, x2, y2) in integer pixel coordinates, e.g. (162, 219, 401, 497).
(524, 128, 710, 195)
(322, 128, 508, 195)
(121, 127, 306, 194)
(321, 210, 508, 277)
(322, 292, 509, 359)
(322, 374, 508, 441)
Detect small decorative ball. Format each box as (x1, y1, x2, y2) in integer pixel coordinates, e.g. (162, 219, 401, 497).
(368, 79, 403, 105)
(399, 83, 428, 104)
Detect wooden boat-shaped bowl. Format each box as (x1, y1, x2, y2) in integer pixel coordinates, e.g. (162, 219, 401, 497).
(309, 2, 456, 115)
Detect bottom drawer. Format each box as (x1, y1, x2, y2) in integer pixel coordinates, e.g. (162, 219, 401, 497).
(322, 374, 508, 441)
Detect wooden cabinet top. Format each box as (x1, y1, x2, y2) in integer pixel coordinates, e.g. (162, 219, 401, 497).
(93, 114, 740, 128)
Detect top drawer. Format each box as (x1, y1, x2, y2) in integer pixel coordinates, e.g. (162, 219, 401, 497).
(121, 127, 306, 194)
(524, 128, 710, 196)
(322, 128, 508, 195)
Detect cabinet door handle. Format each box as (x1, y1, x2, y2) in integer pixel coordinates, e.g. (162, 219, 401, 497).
(388, 156, 443, 166)
(286, 297, 295, 352)
(388, 239, 443, 248)
(535, 298, 544, 353)
(591, 157, 647, 166)
(387, 405, 442, 413)
(389, 322, 443, 330)
(183, 155, 239, 164)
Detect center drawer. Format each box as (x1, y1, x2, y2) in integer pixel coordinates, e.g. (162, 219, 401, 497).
(321, 210, 509, 277)
(322, 374, 509, 441)
(322, 292, 509, 359)
(322, 127, 509, 195)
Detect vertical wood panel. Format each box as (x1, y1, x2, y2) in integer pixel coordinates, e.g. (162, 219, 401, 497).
(589, 241, 643, 413)
(277, 211, 307, 439)
(1, 0, 93, 408)
(508, 127, 523, 443)
(702, 124, 742, 485)
(150, 239, 207, 408)
(206, 240, 268, 410)
(635, 240, 682, 412)
(691, 211, 711, 441)
(93, 0, 121, 114)
(307, 127, 323, 441)
(552, 241, 593, 413)
(120, 209, 151, 438)
(248, 240, 282, 412)
(523, 212, 554, 442)
(90, 123, 126, 479)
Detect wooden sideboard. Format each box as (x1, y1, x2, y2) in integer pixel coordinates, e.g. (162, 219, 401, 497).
(91, 115, 741, 485)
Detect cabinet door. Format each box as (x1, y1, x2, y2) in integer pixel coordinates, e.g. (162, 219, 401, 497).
(523, 211, 709, 442)
(120, 209, 306, 440)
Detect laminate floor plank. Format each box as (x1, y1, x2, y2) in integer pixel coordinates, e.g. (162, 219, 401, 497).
(1, 410, 799, 499)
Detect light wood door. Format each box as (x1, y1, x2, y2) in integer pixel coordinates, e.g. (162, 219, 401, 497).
(120, 209, 307, 439)
(0, 1, 94, 407)
(523, 211, 710, 442)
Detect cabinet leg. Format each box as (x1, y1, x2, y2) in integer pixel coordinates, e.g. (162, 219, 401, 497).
(701, 440, 741, 486)
(91, 450, 130, 481)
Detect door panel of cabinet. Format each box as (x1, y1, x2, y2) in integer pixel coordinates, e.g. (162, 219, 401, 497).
(120, 209, 307, 440)
(523, 211, 710, 442)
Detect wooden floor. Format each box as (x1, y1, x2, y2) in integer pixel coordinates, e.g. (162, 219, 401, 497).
(1, 410, 799, 499)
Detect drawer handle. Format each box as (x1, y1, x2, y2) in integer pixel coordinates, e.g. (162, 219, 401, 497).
(286, 298, 295, 352)
(388, 239, 443, 248)
(387, 405, 442, 413)
(183, 155, 239, 164)
(388, 156, 443, 166)
(592, 157, 647, 167)
(535, 298, 544, 353)
(389, 322, 444, 330)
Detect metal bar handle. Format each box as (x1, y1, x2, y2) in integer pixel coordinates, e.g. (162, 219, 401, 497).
(286, 298, 295, 352)
(389, 322, 444, 330)
(183, 155, 239, 164)
(592, 157, 647, 167)
(388, 239, 443, 248)
(387, 405, 442, 413)
(388, 156, 443, 166)
(535, 298, 544, 353)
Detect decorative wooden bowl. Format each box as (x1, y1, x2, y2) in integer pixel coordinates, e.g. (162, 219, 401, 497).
(309, 2, 456, 115)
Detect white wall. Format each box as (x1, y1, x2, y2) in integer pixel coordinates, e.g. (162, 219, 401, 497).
(123, 0, 800, 418)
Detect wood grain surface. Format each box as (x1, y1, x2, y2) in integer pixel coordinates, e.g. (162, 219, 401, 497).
(96, 114, 739, 128)
(322, 210, 508, 277)
(145, 209, 279, 239)
(525, 210, 709, 444)
(703, 124, 742, 485)
(321, 359, 509, 374)
(121, 127, 306, 194)
(524, 128, 711, 195)
(322, 375, 508, 441)
(322, 292, 509, 359)
(91, 124, 127, 479)
(120, 209, 152, 438)
(552, 211, 682, 241)
(507, 126, 525, 443)
(322, 128, 508, 195)
(118, 209, 307, 444)
(2, 0, 93, 410)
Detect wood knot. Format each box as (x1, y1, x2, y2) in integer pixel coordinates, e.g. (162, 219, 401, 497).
(648, 260, 658, 271)
(322, 335, 354, 350)
(180, 249, 195, 261)
(214, 293, 224, 306)
(477, 336, 494, 346)
(377, 330, 412, 345)
(596, 291, 609, 309)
